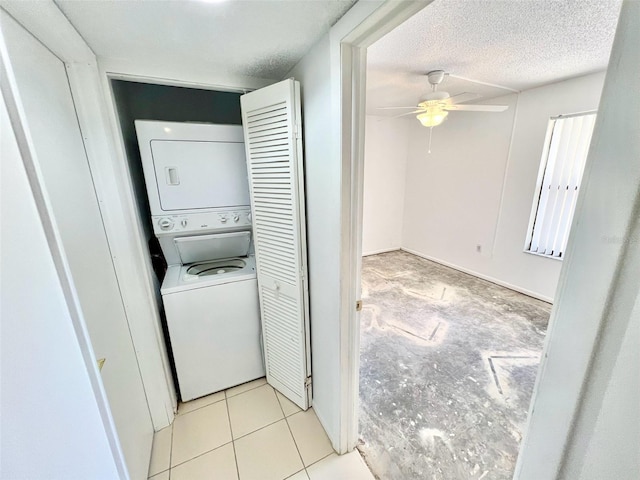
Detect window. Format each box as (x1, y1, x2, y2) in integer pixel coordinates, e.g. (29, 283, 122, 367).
(526, 112, 597, 259)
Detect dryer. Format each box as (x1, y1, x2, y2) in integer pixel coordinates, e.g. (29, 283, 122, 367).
(135, 120, 252, 265)
(135, 120, 264, 401)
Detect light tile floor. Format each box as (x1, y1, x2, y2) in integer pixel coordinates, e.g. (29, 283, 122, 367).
(148, 378, 374, 480)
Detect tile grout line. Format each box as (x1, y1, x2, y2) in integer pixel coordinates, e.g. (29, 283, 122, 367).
(169, 439, 235, 471)
(275, 390, 303, 418)
(225, 379, 268, 399)
(168, 423, 174, 480)
(229, 387, 295, 441)
(304, 451, 334, 469)
(275, 389, 309, 478)
(224, 396, 242, 480)
(177, 395, 225, 417)
(283, 468, 308, 480)
(231, 416, 287, 443)
(177, 378, 267, 419)
(167, 379, 269, 475)
(168, 384, 305, 476)
(284, 412, 307, 472)
(274, 389, 287, 417)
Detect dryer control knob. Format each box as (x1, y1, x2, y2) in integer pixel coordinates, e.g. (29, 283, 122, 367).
(233, 214, 240, 223)
(181, 219, 188, 228)
(219, 215, 228, 223)
(159, 218, 174, 231)
(247, 213, 252, 222)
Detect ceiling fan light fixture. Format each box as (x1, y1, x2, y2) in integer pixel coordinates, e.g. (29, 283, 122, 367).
(416, 108, 448, 127)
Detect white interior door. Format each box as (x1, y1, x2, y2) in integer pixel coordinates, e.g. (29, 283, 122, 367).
(240, 79, 311, 410)
(1, 12, 153, 479)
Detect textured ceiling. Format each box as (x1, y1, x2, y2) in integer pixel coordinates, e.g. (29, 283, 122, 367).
(367, 0, 621, 113)
(55, 0, 356, 80)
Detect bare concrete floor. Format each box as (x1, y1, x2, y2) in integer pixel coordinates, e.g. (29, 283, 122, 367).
(358, 251, 551, 480)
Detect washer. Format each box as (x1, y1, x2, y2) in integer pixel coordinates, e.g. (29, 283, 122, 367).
(135, 120, 264, 401)
(161, 256, 264, 401)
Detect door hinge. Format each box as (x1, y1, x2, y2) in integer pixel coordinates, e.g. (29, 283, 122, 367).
(294, 124, 302, 139)
(305, 376, 312, 387)
(356, 300, 363, 312)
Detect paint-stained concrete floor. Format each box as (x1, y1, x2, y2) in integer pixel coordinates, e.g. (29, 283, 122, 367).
(358, 251, 551, 480)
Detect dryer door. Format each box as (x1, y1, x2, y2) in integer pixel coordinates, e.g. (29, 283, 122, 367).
(150, 139, 250, 212)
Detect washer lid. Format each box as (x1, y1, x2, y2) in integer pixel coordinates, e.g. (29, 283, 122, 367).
(174, 231, 250, 264)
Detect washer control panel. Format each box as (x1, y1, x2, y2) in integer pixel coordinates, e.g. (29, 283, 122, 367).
(152, 209, 252, 235)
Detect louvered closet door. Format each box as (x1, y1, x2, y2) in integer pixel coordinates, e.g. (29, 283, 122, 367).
(241, 79, 311, 410)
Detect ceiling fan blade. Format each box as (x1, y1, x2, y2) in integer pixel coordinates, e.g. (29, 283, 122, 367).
(444, 104, 509, 112)
(446, 92, 481, 105)
(376, 106, 419, 110)
(390, 109, 424, 119)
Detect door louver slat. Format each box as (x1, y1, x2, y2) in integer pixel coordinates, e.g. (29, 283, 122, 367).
(249, 132, 289, 144)
(248, 115, 288, 128)
(241, 79, 310, 410)
(249, 139, 289, 149)
(260, 287, 303, 393)
(246, 102, 287, 119)
(255, 227, 294, 240)
(248, 127, 289, 140)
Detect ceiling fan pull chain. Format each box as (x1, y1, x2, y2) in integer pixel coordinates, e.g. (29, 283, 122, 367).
(428, 126, 433, 154)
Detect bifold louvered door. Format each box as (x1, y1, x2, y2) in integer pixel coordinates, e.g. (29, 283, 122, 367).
(240, 79, 311, 410)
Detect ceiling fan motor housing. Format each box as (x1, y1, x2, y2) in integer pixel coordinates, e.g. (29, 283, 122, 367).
(427, 69, 447, 86)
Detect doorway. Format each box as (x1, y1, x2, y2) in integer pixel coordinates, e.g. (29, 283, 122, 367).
(339, 1, 620, 478)
(109, 79, 245, 402)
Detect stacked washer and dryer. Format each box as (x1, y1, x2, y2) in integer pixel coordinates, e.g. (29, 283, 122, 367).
(136, 120, 265, 401)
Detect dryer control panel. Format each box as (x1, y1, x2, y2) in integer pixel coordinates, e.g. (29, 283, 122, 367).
(153, 208, 252, 236)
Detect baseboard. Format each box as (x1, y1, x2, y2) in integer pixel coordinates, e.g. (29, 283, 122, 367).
(362, 247, 401, 257)
(400, 247, 553, 304)
(312, 401, 341, 454)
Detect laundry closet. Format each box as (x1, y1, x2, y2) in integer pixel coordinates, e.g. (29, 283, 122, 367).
(111, 78, 311, 408)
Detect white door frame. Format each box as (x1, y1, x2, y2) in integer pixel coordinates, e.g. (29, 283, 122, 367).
(0, 21, 128, 479)
(337, 0, 435, 452)
(0, 0, 178, 432)
(95, 63, 271, 428)
(1, 0, 273, 432)
(338, 0, 634, 474)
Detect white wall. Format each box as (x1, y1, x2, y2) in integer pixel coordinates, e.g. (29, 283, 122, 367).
(1, 11, 153, 479)
(0, 85, 120, 480)
(401, 73, 605, 301)
(362, 115, 409, 256)
(574, 292, 639, 479)
(402, 92, 518, 278)
(286, 0, 384, 451)
(491, 73, 605, 299)
(515, 1, 640, 477)
(288, 32, 342, 446)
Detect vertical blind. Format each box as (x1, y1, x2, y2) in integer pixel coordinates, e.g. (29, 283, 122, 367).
(527, 113, 596, 258)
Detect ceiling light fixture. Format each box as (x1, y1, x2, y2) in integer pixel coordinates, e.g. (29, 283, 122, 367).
(416, 107, 448, 127)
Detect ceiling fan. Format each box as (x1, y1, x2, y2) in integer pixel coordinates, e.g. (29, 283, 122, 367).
(380, 70, 509, 128)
